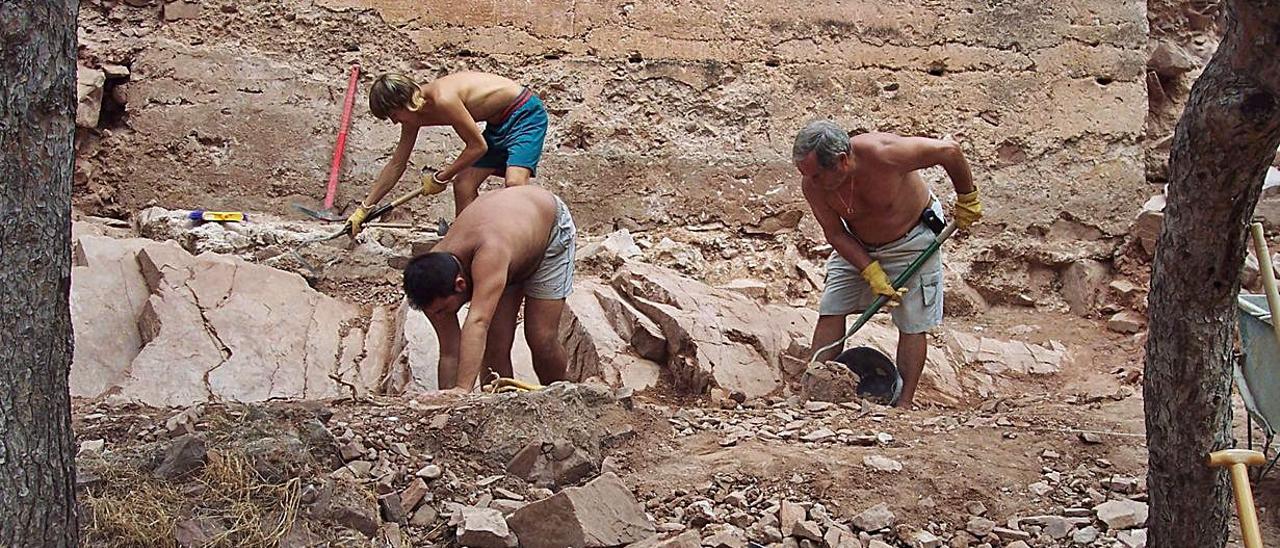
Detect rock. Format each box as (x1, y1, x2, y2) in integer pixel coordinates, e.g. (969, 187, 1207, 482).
(992, 527, 1031, 542)
(629, 531, 701, 548)
(867, 540, 893, 548)
(719, 279, 768, 300)
(1005, 542, 1030, 548)
(966, 517, 996, 537)
(1148, 41, 1197, 79)
(79, 439, 106, 457)
(908, 530, 942, 548)
(1118, 529, 1147, 548)
(779, 500, 805, 537)
(164, 405, 202, 438)
(1131, 194, 1165, 257)
(1103, 475, 1142, 494)
(174, 516, 226, 547)
(76, 65, 105, 128)
(793, 520, 823, 541)
(1072, 526, 1099, 544)
(800, 361, 860, 403)
(702, 525, 749, 548)
(611, 262, 814, 398)
(561, 281, 664, 391)
(416, 464, 443, 480)
(410, 505, 438, 527)
(801, 428, 835, 443)
(1079, 431, 1103, 444)
(580, 229, 642, 260)
(685, 500, 716, 526)
(491, 499, 525, 515)
(506, 473, 655, 548)
(851, 503, 894, 532)
(71, 237, 378, 406)
(1107, 312, 1145, 334)
(506, 439, 598, 488)
(153, 434, 207, 479)
(1040, 516, 1075, 539)
(163, 0, 201, 20)
(1028, 481, 1052, 497)
(1061, 259, 1110, 316)
(101, 63, 130, 79)
(456, 506, 517, 548)
(964, 501, 987, 516)
(1094, 499, 1149, 530)
(339, 440, 366, 462)
(379, 493, 406, 524)
(324, 482, 381, 538)
(863, 455, 903, 472)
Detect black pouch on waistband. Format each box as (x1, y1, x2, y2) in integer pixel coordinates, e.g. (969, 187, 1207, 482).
(920, 207, 946, 235)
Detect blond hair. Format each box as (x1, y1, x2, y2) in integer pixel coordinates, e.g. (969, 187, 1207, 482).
(369, 73, 425, 120)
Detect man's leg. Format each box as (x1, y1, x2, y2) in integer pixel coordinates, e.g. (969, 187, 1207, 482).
(482, 286, 524, 380)
(503, 166, 532, 187)
(895, 332, 928, 408)
(811, 314, 849, 363)
(523, 297, 568, 384)
(452, 167, 496, 215)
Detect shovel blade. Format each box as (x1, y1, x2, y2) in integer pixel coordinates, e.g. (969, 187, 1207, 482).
(292, 203, 347, 222)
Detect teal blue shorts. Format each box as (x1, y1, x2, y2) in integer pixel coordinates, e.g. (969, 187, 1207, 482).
(475, 90, 548, 177)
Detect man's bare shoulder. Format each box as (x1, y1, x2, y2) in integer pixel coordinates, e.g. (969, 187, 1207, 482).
(850, 132, 904, 159)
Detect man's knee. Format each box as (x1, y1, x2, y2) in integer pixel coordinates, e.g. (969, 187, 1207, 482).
(525, 322, 562, 353)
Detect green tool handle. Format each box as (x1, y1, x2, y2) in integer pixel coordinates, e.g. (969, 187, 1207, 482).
(809, 221, 958, 364)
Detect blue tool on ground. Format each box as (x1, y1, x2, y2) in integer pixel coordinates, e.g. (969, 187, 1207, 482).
(188, 210, 247, 222)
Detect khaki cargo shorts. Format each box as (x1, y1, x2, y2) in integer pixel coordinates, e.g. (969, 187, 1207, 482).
(525, 195, 576, 300)
(819, 199, 945, 334)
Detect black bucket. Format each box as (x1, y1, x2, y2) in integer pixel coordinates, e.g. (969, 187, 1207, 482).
(834, 346, 902, 406)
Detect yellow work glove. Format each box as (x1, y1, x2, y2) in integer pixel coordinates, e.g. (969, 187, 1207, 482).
(346, 205, 369, 237)
(954, 189, 982, 229)
(422, 171, 449, 195)
(861, 261, 907, 305)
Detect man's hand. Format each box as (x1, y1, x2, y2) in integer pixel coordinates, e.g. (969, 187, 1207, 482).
(422, 170, 448, 195)
(860, 261, 907, 305)
(346, 205, 369, 237)
(954, 189, 982, 229)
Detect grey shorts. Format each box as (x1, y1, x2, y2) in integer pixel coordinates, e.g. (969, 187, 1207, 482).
(819, 199, 945, 334)
(525, 195, 576, 300)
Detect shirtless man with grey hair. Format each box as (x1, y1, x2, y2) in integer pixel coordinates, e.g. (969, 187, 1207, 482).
(794, 120, 982, 408)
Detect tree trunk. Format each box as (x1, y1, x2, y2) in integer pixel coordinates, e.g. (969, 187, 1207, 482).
(1144, 1, 1280, 546)
(0, 2, 81, 547)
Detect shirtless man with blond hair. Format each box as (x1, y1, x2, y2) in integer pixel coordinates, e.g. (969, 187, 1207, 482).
(348, 71, 549, 235)
(794, 120, 983, 408)
(401, 185, 575, 392)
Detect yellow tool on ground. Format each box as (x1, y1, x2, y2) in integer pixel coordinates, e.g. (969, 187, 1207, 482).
(188, 210, 246, 222)
(483, 376, 543, 393)
(1208, 449, 1266, 548)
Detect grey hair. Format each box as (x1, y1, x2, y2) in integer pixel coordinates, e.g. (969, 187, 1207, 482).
(792, 119, 850, 168)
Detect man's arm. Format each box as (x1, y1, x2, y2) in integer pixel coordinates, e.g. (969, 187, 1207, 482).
(362, 123, 419, 207)
(426, 310, 461, 389)
(802, 181, 873, 270)
(433, 96, 488, 182)
(876, 135, 975, 194)
(454, 248, 510, 391)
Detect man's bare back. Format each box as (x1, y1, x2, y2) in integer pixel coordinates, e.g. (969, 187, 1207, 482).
(431, 185, 557, 285)
(410, 72, 524, 127)
(810, 133, 932, 246)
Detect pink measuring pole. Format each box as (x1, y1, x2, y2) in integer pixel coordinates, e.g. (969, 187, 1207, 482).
(324, 64, 361, 210)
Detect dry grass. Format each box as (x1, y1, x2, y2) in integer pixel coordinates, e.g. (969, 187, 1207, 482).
(83, 449, 303, 548)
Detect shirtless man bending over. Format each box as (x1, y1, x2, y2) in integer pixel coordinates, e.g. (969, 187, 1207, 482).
(348, 71, 549, 235)
(793, 120, 983, 408)
(401, 185, 575, 392)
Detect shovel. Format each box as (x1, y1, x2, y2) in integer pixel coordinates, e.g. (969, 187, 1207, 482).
(809, 221, 958, 365)
(293, 64, 361, 222)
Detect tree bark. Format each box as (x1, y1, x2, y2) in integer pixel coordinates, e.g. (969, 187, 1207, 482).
(0, 1, 81, 547)
(1144, 1, 1280, 547)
